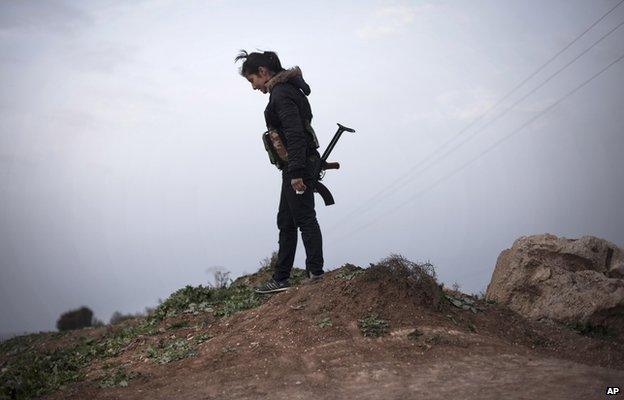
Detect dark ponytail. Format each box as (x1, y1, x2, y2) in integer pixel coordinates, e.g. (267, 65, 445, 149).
(234, 49, 285, 77)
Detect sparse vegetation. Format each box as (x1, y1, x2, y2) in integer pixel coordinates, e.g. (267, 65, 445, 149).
(208, 268, 232, 289)
(445, 294, 481, 313)
(473, 290, 487, 301)
(98, 365, 142, 388)
(316, 317, 333, 328)
(0, 333, 93, 399)
(363, 254, 444, 310)
(3, 251, 621, 400)
(358, 314, 389, 337)
(145, 337, 197, 364)
(92, 320, 158, 358)
(568, 321, 616, 339)
(337, 264, 364, 280)
(195, 333, 214, 342)
(166, 320, 190, 331)
(110, 311, 142, 325)
(0, 260, 272, 399)
(150, 284, 262, 321)
(221, 345, 237, 353)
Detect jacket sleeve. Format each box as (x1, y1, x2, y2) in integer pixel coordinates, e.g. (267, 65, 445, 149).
(274, 92, 307, 179)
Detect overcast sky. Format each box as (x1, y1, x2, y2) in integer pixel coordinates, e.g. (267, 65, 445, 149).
(1, 0, 623, 335)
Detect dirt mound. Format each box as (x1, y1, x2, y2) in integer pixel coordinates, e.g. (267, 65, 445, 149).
(3, 255, 624, 400)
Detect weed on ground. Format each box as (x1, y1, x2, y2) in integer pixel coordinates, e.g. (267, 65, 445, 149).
(98, 365, 143, 388)
(0, 334, 93, 399)
(316, 317, 333, 328)
(336, 264, 364, 280)
(145, 337, 197, 364)
(151, 284, 263, 321)
(567, 321, 617, 340)
(358, 314, 389, 337)
(363, 254, 444, 310)
(0, 282, 264, 399)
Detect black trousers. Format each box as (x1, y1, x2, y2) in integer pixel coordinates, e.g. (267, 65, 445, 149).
(273, 154, 324, 282)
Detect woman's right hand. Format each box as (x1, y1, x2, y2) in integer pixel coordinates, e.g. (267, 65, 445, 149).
(291, 178, 307, 193)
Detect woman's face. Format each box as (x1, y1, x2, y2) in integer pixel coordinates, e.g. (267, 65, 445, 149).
(245, 66, 272, 94)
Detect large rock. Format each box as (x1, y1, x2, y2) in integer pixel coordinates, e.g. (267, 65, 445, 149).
(486, 234, 624, 331)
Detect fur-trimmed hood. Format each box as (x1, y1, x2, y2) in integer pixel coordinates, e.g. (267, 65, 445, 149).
(266, 66, 311, 96)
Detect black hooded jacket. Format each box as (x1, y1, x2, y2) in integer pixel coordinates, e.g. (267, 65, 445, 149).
(264, 66, 315, 179)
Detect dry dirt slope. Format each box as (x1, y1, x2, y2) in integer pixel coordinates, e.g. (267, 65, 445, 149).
(3, 259, 624, 400)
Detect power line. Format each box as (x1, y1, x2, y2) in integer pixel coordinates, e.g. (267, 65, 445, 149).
(343, 18, 624, 221)
(327, 0, 624, 233)
(332, 50, 624, 240)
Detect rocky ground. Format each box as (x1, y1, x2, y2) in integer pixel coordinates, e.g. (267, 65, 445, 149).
(2, 257, 623, 400)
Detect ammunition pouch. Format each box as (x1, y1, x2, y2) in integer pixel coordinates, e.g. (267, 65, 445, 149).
(261, 120, 319, 170)
(262, 129, 288, 169)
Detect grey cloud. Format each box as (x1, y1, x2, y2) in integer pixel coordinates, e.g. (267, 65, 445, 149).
(0, 0, 93, 35)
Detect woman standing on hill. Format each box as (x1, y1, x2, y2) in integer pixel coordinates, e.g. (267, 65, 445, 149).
(235, 50, 324, 293)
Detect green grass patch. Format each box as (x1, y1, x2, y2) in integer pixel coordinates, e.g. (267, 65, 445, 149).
(213, 287, 261, 318)
(194, 333, 213, 343)
(0, 319, 160, 399)
(289, 268, 308, 285)
(145, 337, 197, 364)
(221, 345, 237, 353)
(0, 281, 265, 399)
(90, 320, 158, 358)
(166, 321, 190, 331)
(315, 317, 333, 328)
(0, 335, 92, 399)
(337, 264, 364, 280)
(98, 365, 142, 388)
(150, 284, 262, 321)
(358, 314, 389, 337)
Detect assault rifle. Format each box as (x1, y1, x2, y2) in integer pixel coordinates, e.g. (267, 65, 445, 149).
(262, 122, 356, 206)
(313, 123, 356, 206)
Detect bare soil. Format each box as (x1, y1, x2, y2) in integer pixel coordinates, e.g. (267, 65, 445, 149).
(39, 267, 624, 400)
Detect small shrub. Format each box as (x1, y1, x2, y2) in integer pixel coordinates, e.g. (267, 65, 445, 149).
(92, 318, 106, 328)
(166, 320, 190, 331)
(214, 289, 261, 318)
(221, 345, 238, 353)
(110, 311, 141, 325)
(358, 314, 389, 337)
(211, 269, 231, 289)
(146, 338, 197, 364)
(337, 264, 364, 280)
(150, 284, 262, 321)
(364, 254, 444, 310)
(316, 317, 332, 328)
(56, 306, 94, 331)
(195, 333, 213, 343)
